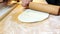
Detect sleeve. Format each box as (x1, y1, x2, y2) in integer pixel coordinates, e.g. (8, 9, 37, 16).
(3, 0, 8, 2)
(46, 0, 60, 6)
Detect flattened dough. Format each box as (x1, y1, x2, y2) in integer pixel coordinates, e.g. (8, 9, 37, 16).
(18, 9, 49, 22)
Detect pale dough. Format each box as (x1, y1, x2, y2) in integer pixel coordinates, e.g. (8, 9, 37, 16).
(18, 9, 49, 22)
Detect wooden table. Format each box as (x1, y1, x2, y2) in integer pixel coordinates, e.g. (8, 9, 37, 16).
(0, 3, 18, 20)
(0, 0, 60, 34)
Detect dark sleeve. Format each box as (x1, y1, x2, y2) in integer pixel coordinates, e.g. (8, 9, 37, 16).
(46, 0, 60, 6)
(3, 0, 8, 2)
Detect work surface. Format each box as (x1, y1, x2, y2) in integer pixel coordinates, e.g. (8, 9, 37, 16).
(0, 3, 17, 20)
(0, 4, 60, 34)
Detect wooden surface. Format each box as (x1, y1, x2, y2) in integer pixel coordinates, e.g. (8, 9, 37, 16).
(0, 0, 60, 34)
(33, 0, 47, 4)
(0, 3, 18, 21)
(0, 4, 60, 34)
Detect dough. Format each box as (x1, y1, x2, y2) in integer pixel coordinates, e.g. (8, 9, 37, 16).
(18, 9, 49, 22)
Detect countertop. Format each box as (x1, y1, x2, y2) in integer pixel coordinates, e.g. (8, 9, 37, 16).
(0, 3, 18, 20)
(0, 0, 60, 34)
(0, 4, 60, 34)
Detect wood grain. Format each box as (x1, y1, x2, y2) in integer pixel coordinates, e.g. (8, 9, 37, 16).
(0, 4, 18, 21)
(29, 2, 60, 15)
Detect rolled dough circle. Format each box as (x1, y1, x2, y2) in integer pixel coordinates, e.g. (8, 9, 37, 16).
(18, 9, 49, 22)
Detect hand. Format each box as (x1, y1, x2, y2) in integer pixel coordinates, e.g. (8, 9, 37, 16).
(22, 0, 32, 7)
(0, 0, 3, 2)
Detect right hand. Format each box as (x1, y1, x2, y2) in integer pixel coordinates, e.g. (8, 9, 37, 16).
(22, 0, 32, 7)
(0, 0, 3, 2)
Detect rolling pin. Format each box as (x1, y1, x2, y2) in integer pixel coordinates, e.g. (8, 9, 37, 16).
(29, 2, 60, 15)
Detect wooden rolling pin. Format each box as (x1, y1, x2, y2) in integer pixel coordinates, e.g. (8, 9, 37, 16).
(29, 2, 60, 15)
